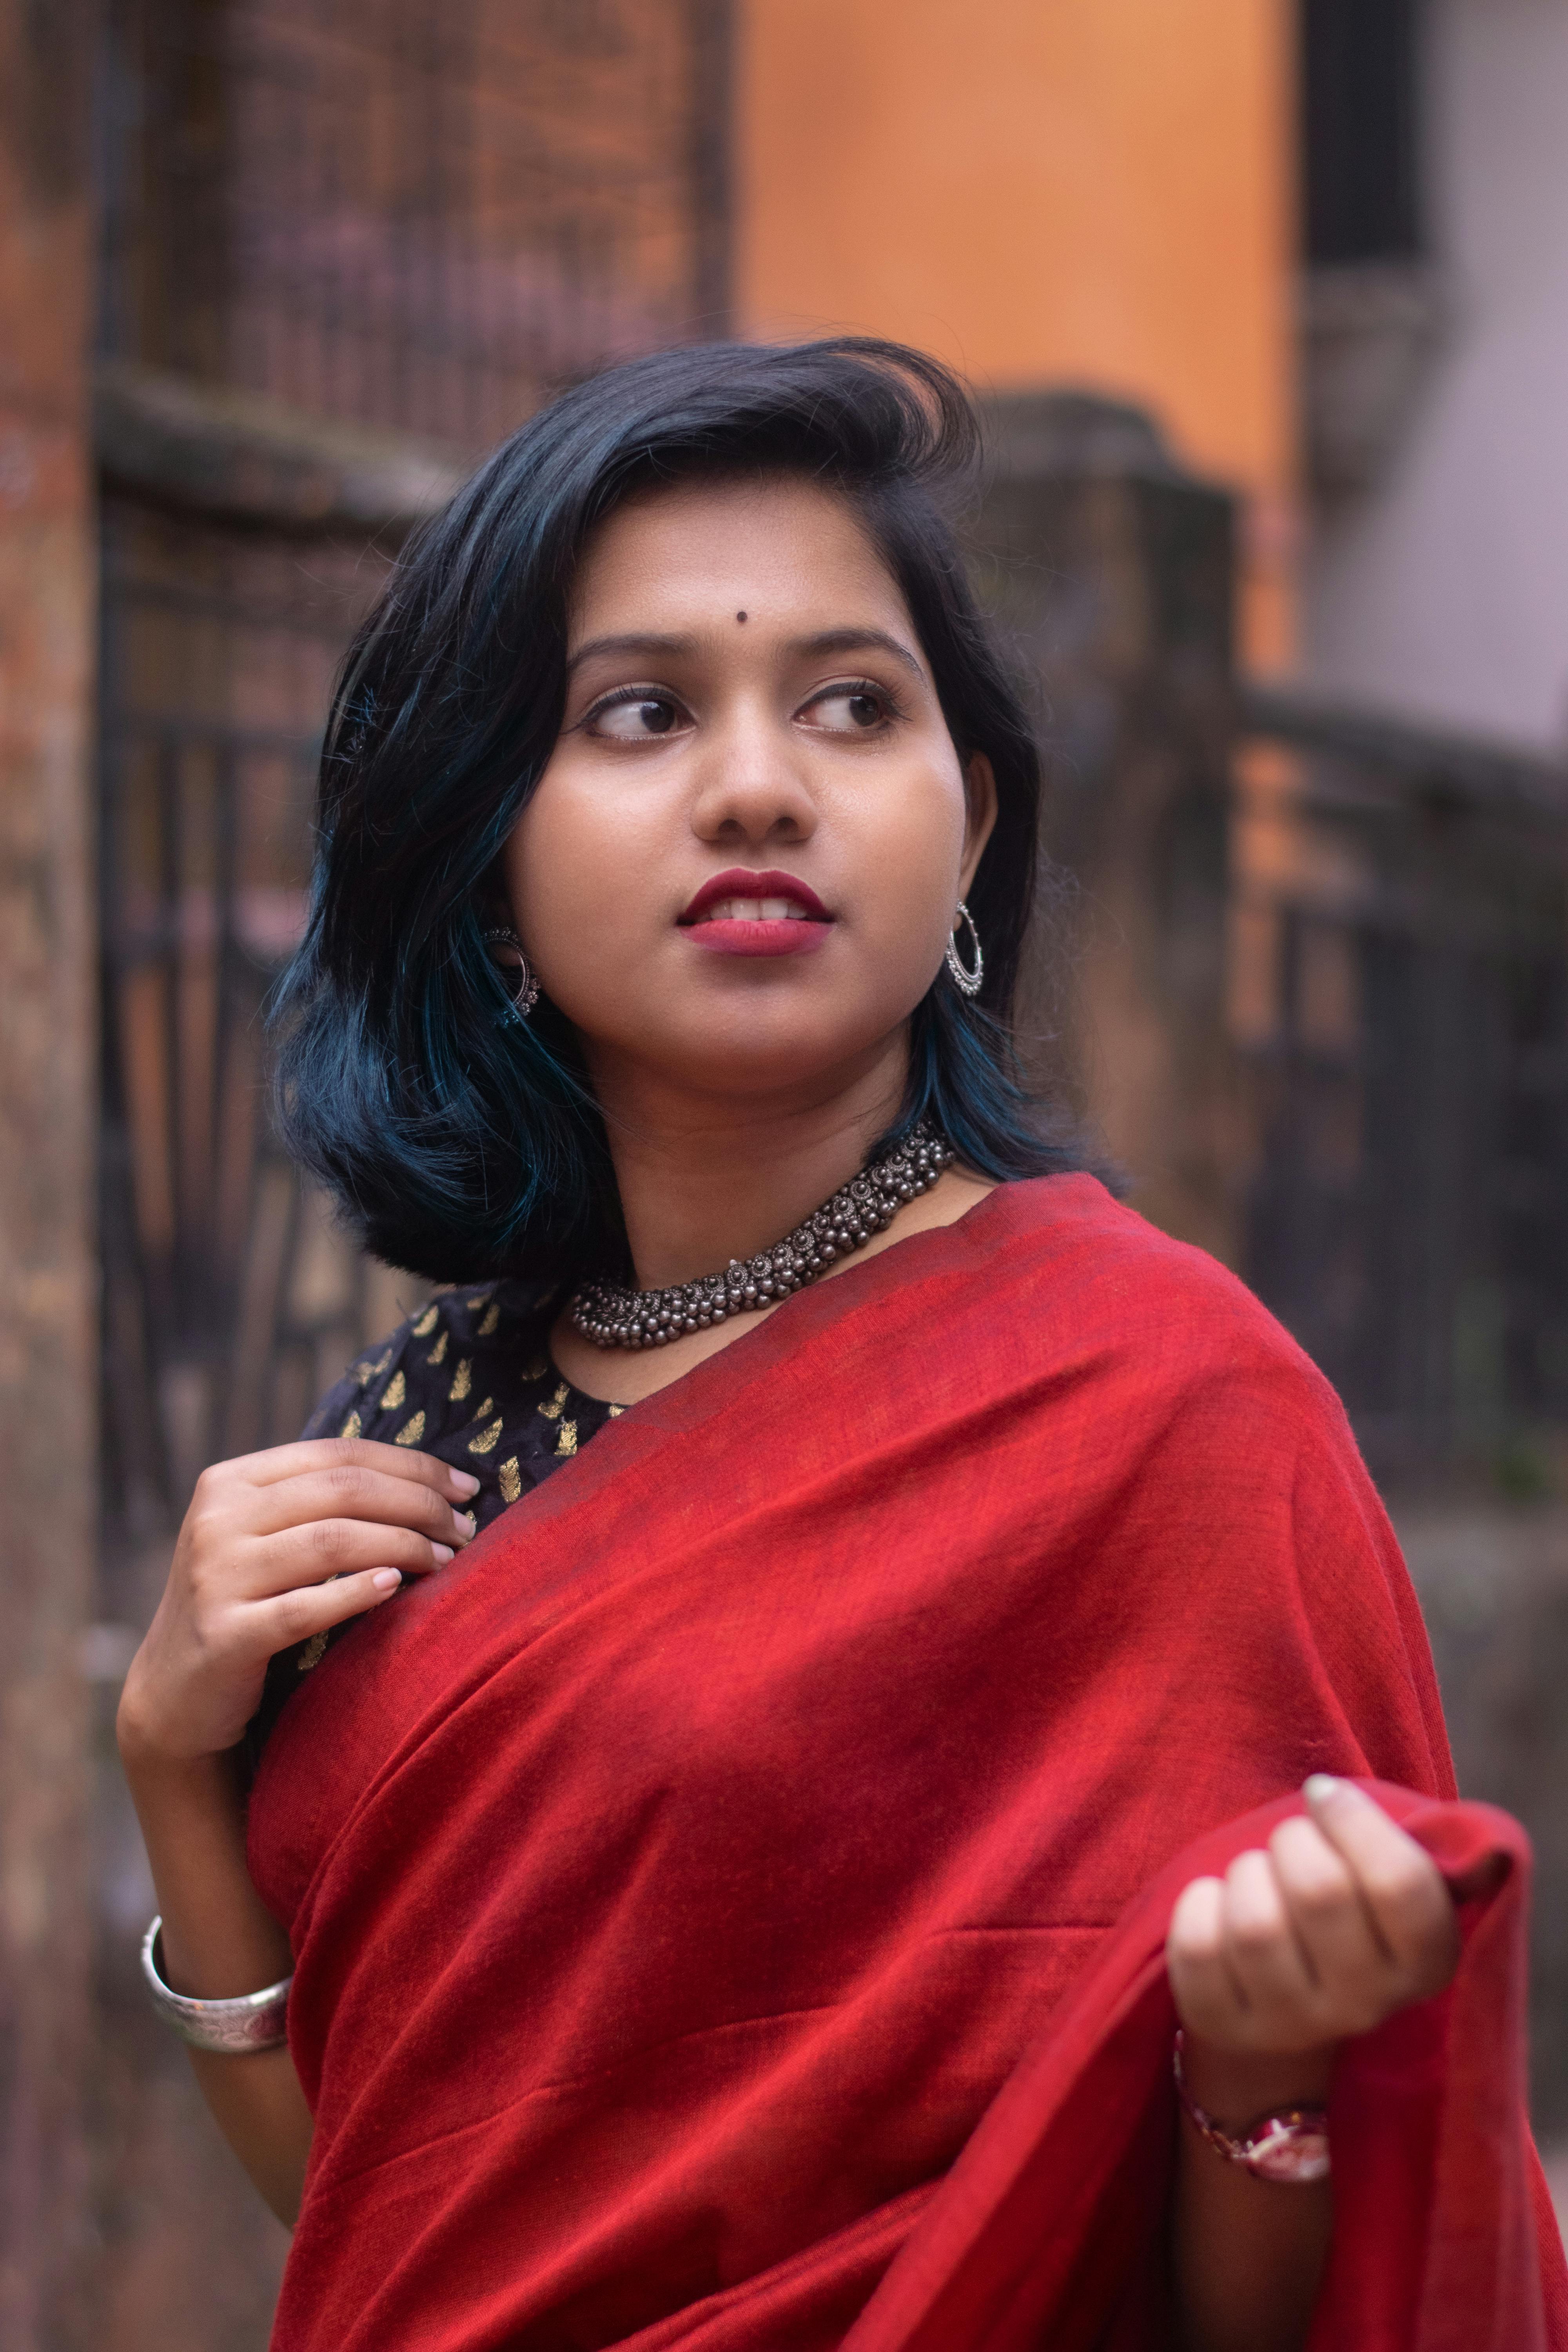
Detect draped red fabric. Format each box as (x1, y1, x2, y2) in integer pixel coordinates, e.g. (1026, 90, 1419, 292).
(247, 1176, 1568, 2350)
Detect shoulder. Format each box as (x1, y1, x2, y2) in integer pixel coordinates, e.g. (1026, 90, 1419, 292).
(978, 1172, 1348, 1443)
(980, 1178, 1421, 1646)
(863, 1179, 1443, 1793)
(979, 1175, 1444, 1703)
(303, 1278, 553, 1447)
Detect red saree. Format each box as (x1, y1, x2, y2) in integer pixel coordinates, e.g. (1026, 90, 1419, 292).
(248, 1175, 1568, 2350)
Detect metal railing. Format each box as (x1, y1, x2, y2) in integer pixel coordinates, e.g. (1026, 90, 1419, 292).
(1238, 684, 1568, 1483)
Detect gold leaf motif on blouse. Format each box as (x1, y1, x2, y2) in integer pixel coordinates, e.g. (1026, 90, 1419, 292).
(358, 1346, 392, 1387)
(426, 1328, 449, 1366)
(412, 1303, 440, 1338)
(395, 1410, 426, 1447)
(477, 1300, 501, 1338)
(468, 1417, 504, 1456)
(521, 1354, 548, 1382)
(498, 1456, 521, 1504)
(465, 1292, 488, 1310)
(338, 1407, 362, 1440)
(297, 1630, 329, 1673)
(381, 1368, 407, 1412)
(449, 1357, 472, 1402)
(555, 1419, 577, 1457)
(608, 1403, 625, 1418)
(538, 1381, 569, 1421)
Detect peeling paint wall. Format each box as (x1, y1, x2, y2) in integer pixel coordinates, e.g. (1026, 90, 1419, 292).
(0, 0, 99, 2339)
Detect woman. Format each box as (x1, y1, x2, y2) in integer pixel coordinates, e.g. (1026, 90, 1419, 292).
(118, 340, 1566, 2352)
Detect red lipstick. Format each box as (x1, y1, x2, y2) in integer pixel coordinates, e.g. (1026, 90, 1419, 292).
(679, 868, 833, 958)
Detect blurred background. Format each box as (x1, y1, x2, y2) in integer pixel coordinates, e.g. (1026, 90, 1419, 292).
(3, 0, 1567, 2341)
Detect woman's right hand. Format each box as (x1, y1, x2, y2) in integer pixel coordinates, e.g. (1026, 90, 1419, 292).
(118, 1437, 481, 1764)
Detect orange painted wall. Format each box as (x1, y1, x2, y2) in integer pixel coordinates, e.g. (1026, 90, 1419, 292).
(735, 0, 1298, 667)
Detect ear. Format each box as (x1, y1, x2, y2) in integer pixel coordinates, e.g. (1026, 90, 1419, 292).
(959, 753, 999, 896)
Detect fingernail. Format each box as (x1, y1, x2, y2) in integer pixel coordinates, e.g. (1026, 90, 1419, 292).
(431, 1543, 454, 1563)
(372, 1569, 401, 1592)
(453, 1510, 477, 1540)
(1304, 1773, 1341, 1804)
(450, 1470, 480, 1498)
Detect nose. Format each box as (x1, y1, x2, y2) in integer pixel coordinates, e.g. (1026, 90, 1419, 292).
(688, 699, 818, 849)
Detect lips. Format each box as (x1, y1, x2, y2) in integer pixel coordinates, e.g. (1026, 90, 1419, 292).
(679, 868, 833, 959)
(681, 869, 830, 924)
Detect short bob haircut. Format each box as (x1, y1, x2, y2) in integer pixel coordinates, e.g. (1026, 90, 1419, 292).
(274, 336, 1088, 1284)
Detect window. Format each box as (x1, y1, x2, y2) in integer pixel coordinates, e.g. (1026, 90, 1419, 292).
(1302, 0, 1423, 266)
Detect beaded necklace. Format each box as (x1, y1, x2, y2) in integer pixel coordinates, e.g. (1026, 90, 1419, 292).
(568, 1123, 953, 1350)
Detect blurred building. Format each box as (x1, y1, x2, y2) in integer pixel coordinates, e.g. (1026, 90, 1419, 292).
(1301, 0, 1568, 749)
(739, 0, 1298, 674)
(2, 3, 1566, 2341)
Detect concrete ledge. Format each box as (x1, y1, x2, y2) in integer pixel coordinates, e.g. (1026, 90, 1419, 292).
(93, 361, 473, 532)
(979, 386, 1225, 494)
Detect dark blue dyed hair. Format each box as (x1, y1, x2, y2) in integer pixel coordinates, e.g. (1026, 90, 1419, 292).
(272, 336, 1089, 1283)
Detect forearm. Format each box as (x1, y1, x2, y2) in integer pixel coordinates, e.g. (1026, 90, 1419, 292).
(1172, 2039, 1334, 2352)
(120, 1737, 313, 2224)
(113, 1433, 473, 2227)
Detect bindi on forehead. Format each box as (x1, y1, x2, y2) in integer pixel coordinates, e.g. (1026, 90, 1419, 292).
(736, 610, 747, 622)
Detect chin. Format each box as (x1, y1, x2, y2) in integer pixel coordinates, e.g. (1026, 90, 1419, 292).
(653, 1013, 899, 1100)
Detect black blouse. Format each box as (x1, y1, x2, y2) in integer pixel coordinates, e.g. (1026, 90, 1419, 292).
(245, 1283, 621, 1763)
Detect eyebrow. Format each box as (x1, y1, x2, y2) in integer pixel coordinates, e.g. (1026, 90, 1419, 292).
(565, 632, 699, 675)
(795, 627, 927, 682)
(564, 626, 928, 682)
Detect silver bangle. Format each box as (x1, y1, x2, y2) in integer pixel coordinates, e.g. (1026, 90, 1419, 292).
(140, 1916, 293, 2054)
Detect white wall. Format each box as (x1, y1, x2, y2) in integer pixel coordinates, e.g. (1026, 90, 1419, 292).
(1304, 0, 1568, 748)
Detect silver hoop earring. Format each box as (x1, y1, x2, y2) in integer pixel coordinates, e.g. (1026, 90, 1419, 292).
(944, 900, 983, 999)
(482, 925, 541, 1019)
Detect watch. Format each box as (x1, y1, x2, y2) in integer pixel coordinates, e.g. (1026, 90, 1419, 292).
(1172, 2030, 1332, 2184)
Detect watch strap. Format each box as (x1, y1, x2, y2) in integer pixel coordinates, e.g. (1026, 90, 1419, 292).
(1172, 2030, 1332, 2184)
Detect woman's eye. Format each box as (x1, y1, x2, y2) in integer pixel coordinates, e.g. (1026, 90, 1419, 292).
(590, 694, 684, 740)
(808, 687, 890, 734)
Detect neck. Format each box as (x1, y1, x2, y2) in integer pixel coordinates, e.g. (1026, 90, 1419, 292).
(585, 1034, 911, 1290)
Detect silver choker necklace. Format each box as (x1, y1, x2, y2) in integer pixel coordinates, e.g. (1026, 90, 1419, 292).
(569, 1122, 955, 1350)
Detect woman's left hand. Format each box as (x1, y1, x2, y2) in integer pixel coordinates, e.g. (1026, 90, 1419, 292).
(1167, 1774, 1461, 2057)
